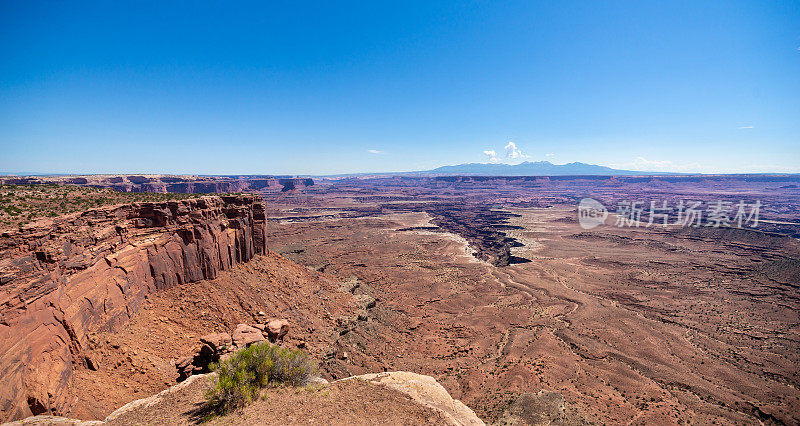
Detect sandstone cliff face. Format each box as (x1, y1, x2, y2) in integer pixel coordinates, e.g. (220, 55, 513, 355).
(0, 195, 267, 422)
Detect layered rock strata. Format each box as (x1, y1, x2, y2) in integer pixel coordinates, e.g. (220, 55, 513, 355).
(0, 195, 267, 422)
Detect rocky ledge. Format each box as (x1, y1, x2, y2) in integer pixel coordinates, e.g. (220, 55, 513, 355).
(344, 372, 484, 425)
(5, 371, 484, 426)
(0, 195, 267, 422)
(174, 320, 289, 382)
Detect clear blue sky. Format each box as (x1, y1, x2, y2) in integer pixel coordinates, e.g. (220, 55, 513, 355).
(1, 1, 798, 175)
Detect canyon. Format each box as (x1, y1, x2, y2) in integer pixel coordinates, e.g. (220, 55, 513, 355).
(261, 175, 800, 424)
(1, 174, 798, 424)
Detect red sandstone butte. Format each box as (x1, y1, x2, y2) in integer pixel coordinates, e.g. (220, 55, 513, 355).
(0, 195, 267, 422)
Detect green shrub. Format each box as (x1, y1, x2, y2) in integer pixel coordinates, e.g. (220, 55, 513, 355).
(205, 343, 317, 414)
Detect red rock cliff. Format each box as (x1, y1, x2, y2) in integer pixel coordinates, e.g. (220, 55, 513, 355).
(0, 195, 267, 421)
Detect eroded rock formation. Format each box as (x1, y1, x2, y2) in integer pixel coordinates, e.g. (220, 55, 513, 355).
(174, 320, 290, 382)
(0, 195, 267, 422)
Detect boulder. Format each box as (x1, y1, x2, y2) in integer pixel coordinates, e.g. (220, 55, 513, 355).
(174, 355, 196, 382)
(175, 323, 274, 382)
(199, 333, 232, 353)
(232, 323, 265, 347)
(266, 319, 289, 342)
(174, 356, 193, 370)
(85, 356, 100, 371)
(175, 338, 228, 382)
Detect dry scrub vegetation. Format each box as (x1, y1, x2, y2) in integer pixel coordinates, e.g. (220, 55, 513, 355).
(205, 342, 317, 415)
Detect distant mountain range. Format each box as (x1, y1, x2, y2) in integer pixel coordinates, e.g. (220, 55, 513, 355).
(316, 161, 681, 179)
(422, 161, 675, 176)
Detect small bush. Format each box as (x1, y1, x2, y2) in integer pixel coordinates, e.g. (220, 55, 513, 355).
(205, 343, 317, 414)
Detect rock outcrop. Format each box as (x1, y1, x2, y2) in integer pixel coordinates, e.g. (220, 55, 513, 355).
(0, 195, 267, 422)
(8, 371, 478, 426)
(265, 318, 289, 342)
(231, 323, 265, 348)
(347, 372, 485, 426)
(174, 320, 290, 382)
(175, 332, 233, 382)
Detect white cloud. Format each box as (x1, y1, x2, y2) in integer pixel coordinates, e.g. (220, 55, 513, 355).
(504, 141, 530, 160)
(545, 153, 555, 157)
(368, 149, 384, 154)
(737, 125, 754, 129)
(483, 149, 500, 163)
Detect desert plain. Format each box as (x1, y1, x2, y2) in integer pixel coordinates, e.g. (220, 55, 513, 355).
(261, 175, 800, 424)
(1, 175, 798, 425)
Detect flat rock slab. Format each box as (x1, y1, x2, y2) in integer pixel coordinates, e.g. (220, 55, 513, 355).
(348, 371, 484, 426)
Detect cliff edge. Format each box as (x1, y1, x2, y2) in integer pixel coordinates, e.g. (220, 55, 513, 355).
(4, 371, 485, 426)
(0, 195, 267, 422)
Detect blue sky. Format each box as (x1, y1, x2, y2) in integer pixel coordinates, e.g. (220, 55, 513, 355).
(1, 1, 798, 175)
